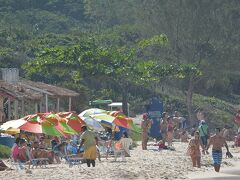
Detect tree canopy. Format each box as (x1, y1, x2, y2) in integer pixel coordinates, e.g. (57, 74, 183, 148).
(1, 0, 240, 128)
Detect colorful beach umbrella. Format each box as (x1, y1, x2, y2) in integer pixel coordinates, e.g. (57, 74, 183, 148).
(79, 108, 107, 117)
(5, 128, 20, 134)
(20, 113, 77, 136)
(0, 119, 26, 131)
(45, 113, 77, 135)
(57, 112, 85, 133)
(108, 111, 141, 132)
(79, 116, 105, 131)
(90, 114, 115, 128)
(91, 113, 127, 130)
(19, 120, 64, 136)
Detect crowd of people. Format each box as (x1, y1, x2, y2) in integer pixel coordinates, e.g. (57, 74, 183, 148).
(141, 110, 188, 151)
(4, 124, 133, 171)
(1, 108, 240, 174)
(141, 109, 237, 172)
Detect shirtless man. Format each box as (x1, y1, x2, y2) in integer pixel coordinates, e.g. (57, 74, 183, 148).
(206, 128, 231, 172)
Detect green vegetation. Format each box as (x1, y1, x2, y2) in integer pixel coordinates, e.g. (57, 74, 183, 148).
(0, 0, 240, 129)
(0, 145, 11, 158)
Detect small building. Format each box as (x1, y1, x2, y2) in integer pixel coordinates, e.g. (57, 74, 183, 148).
(0, 68, 79, 123)
(108, 102, 130, 116)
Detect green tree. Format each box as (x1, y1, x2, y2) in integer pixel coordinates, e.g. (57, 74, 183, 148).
(23, 34, 168, 115)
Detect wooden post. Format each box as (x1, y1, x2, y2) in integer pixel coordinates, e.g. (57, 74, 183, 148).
(35, 101, 38, 113)
(45, 94, 48, 112)
(8, 98, 11, 120)
(14, 100, 18, 119)
(0, 96, 4, 122)
(21, 99, 24, 116)
(68, 97, 72, 112)
(57, 97, 60, 112)
(39, 99, 42, 112)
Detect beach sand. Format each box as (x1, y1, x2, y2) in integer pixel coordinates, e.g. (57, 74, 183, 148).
(1, 142, 239, 180)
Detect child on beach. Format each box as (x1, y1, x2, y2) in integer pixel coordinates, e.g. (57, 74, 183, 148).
(158, 140, 168, 150)
(180, 130, 189, 142)
(187, 131, 204, 168)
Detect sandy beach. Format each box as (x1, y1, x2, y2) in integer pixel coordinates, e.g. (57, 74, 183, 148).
(1, 141, 239, 180)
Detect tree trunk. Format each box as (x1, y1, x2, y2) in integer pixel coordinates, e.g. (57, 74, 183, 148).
(122, 88, 129, 116)
(186, 76, 194, 126)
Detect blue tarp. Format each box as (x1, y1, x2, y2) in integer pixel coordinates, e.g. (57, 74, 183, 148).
(0, 136, 15, 148)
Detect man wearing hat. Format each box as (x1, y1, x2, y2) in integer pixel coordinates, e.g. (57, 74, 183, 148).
(79, 125, 98, 167)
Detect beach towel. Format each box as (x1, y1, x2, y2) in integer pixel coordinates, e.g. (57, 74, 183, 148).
(212, 150, 222, 165)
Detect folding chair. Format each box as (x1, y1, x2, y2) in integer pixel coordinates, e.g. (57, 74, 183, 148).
(9, 157, 25, 170)
(30, 158, 49, 168)
(26, 147, 49, 168)
(63, 154, 84, 168)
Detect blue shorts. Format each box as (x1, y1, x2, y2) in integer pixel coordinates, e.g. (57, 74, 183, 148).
(212, 150, 222, 165)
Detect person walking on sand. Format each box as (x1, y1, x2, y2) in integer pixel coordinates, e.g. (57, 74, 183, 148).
(141, 113, 152, 150)
(197, 110, 209, 154)
(206, 128, 232, 172)
(187, 131, 204, 168)
(79, 125, 98, 167)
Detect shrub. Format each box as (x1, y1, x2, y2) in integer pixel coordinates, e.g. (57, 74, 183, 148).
(0, 144, 11, 158)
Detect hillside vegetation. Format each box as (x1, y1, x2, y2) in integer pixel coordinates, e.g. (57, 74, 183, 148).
(0, 0, 240, 129)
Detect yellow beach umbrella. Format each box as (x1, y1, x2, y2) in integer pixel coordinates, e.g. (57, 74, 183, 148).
(4, 128, 20, 134)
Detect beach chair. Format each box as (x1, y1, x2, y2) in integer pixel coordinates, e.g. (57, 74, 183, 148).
(9, 157, 25, 170)
(63, 154, 84, 168)
(30, 158, 49, 168)
(9, 158, 18, 170)
(26, 148, 49, 168)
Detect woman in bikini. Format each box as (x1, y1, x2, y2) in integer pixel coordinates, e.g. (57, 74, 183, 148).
(187, 131, 204, 168)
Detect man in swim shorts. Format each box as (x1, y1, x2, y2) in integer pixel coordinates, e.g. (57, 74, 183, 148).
(206, 128, 231, 172)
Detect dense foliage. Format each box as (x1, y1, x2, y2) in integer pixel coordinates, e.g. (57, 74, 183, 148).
(0, 145, 11, 158)
(0, 0, 240, 128)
